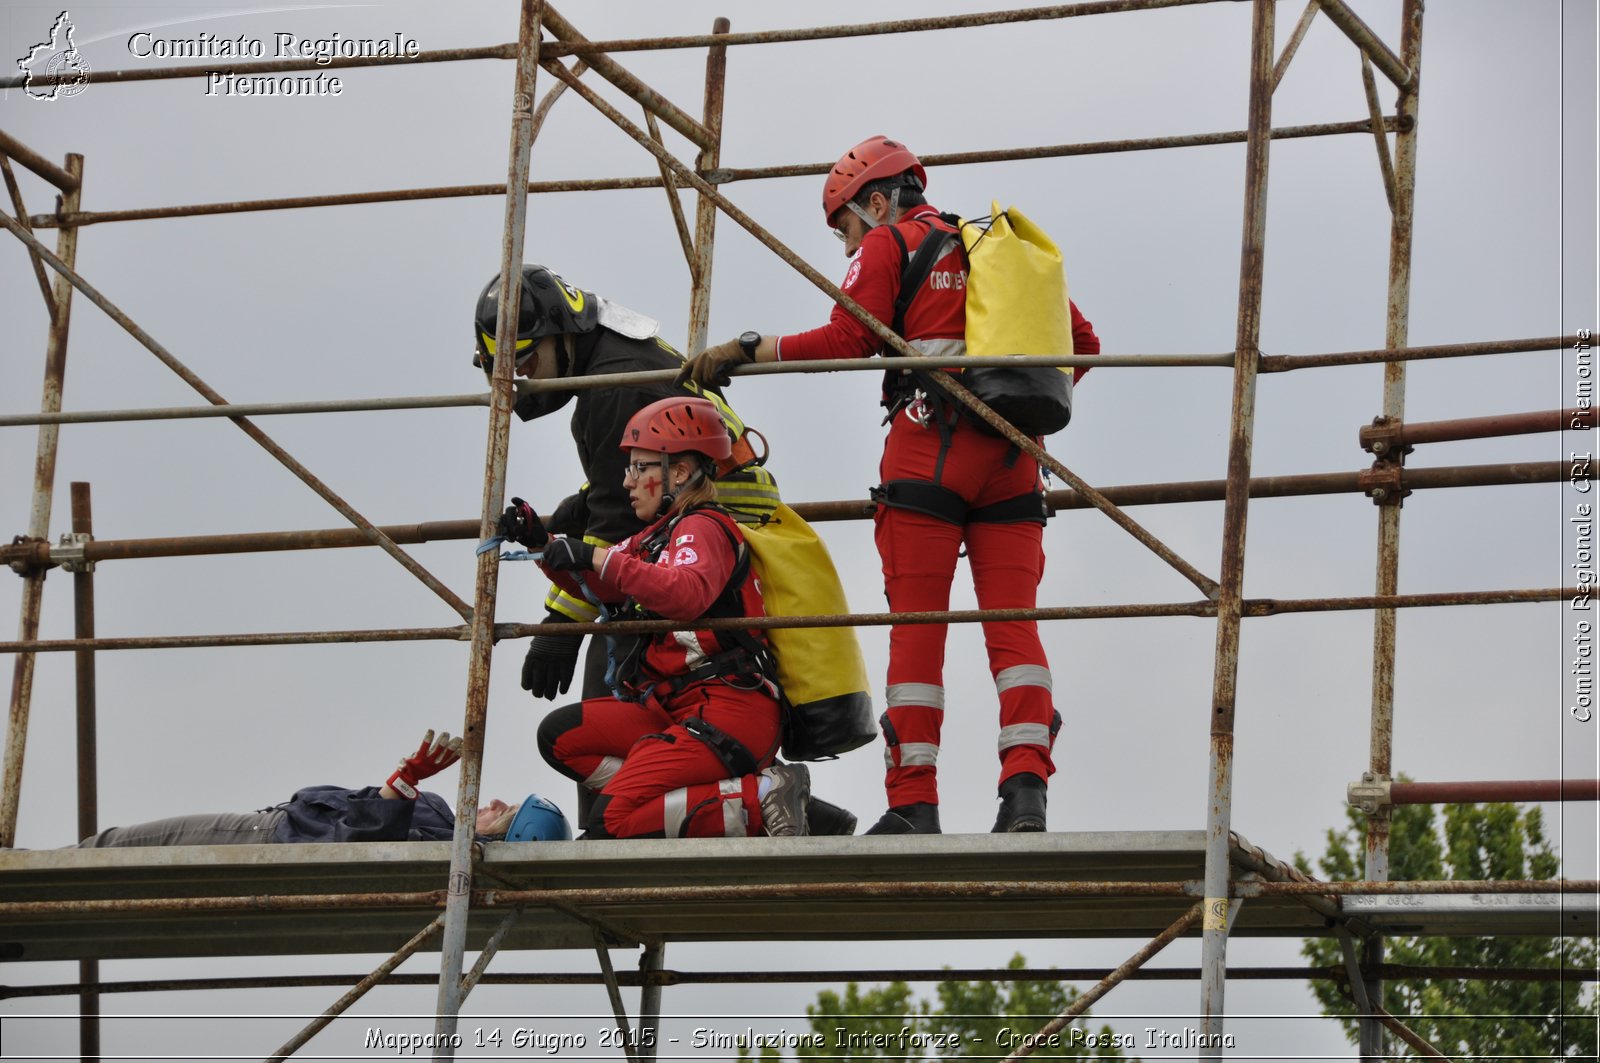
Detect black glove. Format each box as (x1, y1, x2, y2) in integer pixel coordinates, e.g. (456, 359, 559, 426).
(497, 496, 548, 550)
(521, 615, 583, 700)
(547, 488, 590, 537)
(542, 536, 595, 572)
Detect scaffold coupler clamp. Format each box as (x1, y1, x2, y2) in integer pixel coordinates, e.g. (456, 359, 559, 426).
(54, 531, 94, 573)
(1346, 772, 1392, 814)
(6, 535, 55, 577)
(1358, 415, 1413, 507)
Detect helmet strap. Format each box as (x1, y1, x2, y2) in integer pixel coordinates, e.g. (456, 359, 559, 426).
(846, 200, 880, 230)
(847, 186, 906, 231)
(657, 450, 678, 514)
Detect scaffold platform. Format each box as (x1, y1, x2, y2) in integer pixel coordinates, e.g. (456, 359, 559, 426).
(3, 831, 1591, 963)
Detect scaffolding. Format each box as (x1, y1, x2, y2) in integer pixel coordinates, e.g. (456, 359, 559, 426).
(1, 2, 1595, 1060)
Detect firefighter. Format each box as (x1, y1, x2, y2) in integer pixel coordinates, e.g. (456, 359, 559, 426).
(473, 264, 780, 707)
(681, 136, 1101, 835)
(529, 397, 810, 838)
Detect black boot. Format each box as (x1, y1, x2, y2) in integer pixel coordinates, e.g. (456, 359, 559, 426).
(991, 773, 1047, 833)
(864, 802, 941, 835)
(806, 796, 858, 836)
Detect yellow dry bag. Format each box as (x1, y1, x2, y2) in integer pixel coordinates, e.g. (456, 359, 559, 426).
(958, 202, 1075, 435)
(739, 503, 876, 761)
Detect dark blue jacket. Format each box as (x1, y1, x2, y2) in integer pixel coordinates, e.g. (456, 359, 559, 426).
(270, 785, 456, 843)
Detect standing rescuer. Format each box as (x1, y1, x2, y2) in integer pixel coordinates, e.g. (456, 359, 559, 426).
(682, 136, 1100, 835)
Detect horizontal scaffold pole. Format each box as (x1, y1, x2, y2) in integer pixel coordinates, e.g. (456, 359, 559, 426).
(2, 876, 1592, 917)
(25, 120, 1402, 230)
(0, 458, 1581, 571)
(0, 339, 1577, 426)
(6, 963, 1591, 999)
(0, 588, 1580, 654)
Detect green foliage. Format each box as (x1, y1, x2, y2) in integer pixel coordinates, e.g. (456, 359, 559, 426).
(923, 955, 1130, 1059)
(1295, 795, 1598, 1058)
(737, 955, 1135, 1062)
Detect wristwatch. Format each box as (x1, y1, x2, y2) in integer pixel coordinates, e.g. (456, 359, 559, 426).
(737, 331, 761, 361)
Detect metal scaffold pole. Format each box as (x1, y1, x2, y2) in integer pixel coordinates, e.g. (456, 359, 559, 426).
(1360, 1, 1425, 1058)
(1199, 0, 1274, 1050)
(70, 482, 99, 1063)
(685, 17, 729, 356)
(432, 0, 542, 1053)
(2, 153, 83, 850)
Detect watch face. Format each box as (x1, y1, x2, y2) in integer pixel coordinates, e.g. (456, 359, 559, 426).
(739, 331, 760, 347)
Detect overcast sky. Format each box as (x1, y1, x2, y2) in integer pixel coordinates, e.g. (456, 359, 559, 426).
(2, 1, 1596, 1058)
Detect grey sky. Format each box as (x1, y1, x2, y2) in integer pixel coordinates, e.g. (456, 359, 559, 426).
(2, 1, 1596, 1058)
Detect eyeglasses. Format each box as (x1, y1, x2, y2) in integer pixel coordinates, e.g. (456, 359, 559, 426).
(624, 460, 665, 480)
(831, 226, 847, 243)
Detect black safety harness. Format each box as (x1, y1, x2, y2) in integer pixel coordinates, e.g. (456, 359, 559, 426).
(611, 505, 784, 779)
(871, 217, 1049, 528)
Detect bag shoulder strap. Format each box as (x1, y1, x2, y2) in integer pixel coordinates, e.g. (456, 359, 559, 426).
(675, 506, 752, 619)
(889, 216, 960, 337)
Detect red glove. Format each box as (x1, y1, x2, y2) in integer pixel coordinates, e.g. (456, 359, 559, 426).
(387, 729, 463, 800)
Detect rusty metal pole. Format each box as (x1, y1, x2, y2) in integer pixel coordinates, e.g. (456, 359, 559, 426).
(685, 18, 729, 355)
(1361, 3, 1424, 1058)
(0, 207, 474, 621)
(637, 942, 664, 1063)
(1002, 903, 1204, 1062)
(69, 482, 99, 1063)
(432, 1, 541, 1052)
(268, 916, 445, 1063)
(2, 154, 83, 849)
(1199, 0, 1273, 1052)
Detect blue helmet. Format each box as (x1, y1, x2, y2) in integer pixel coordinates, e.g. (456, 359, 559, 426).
(503, 793, 572, 842)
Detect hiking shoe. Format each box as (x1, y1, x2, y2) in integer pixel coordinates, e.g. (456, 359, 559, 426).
(760, 763, 811, 837)
(806, 796, 858, 837)
(863, 802, 941, 835)
(991, 773, 1047, 833)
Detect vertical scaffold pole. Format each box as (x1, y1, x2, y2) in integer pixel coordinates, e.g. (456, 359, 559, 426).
(1199, 0, 1274, 1052)
(685, 18, 730, 356)
(637, 943, 665, 1063)
(1, 153, 83, 849)
(71, 481, 99, 1063)
(433, 1, 541, 1053)
(1361, 2, 1424, 1058)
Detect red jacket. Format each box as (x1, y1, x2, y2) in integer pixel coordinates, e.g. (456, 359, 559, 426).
(543, 506, 769, 685)
(777, 204, 1100, 381)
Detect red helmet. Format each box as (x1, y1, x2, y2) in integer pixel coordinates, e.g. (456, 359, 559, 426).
(619, 396, 732, 462)
(821, 136, 927, 226)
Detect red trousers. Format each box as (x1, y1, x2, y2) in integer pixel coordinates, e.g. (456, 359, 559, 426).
(875, 410, 1059, 808)
(539, 682, 781, 838)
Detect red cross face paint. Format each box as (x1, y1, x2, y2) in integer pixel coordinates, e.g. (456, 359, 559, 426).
(625, 451, 668, 521)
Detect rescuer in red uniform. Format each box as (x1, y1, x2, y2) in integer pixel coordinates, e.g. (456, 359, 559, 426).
(682, 136, 1100, 835)
(530, 396, 811, 838)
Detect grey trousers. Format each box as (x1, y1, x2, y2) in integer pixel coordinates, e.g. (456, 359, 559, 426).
(74, 809, 286, 848)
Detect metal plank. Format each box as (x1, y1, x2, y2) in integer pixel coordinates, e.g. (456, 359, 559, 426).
(1, 834, 1576, 963)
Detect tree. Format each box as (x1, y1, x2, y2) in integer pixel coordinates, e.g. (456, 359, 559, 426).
(1297, 794, 1598, 1058)
(737, 954, 1137, 1062)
